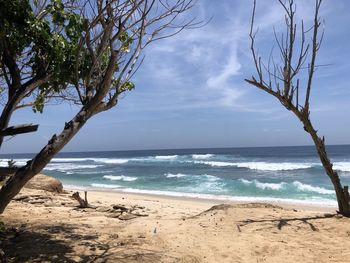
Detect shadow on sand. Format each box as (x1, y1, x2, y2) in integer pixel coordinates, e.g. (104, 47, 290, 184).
(239, 213, 337, 231)
(1, 224, 163, 263)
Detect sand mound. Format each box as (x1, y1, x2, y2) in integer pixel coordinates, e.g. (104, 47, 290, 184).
(24, 174, 63, 193)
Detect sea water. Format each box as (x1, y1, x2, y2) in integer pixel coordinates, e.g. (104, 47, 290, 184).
(2, 145, 350, 206)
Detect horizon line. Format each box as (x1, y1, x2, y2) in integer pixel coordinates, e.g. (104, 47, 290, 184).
(1, 143, 350, 156)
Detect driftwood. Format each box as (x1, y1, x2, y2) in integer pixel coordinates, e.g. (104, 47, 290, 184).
(112, 204, 129, 212)
(104, 204, 149, 220)
(71, 191, 89, 208)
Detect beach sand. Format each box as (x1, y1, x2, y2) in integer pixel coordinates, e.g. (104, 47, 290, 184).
(1, 187, 350, 262)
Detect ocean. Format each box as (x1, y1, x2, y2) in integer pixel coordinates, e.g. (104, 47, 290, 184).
(2, 145, 350, 206)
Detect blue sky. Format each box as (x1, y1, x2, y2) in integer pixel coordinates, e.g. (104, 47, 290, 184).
(3, 0, 350, 153)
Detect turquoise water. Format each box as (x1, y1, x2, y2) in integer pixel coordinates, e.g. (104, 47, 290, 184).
(2, 145, 350, 206)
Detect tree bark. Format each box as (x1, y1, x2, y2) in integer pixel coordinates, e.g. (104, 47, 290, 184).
(300, 114, 350, 215)
(0, 124, 38, 136)
(0, 107, 93, 213)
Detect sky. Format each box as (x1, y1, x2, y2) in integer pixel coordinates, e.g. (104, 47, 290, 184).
(2, 0, 350, 154)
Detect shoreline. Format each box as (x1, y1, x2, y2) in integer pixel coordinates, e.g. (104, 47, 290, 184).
(64, 185, 337, 213)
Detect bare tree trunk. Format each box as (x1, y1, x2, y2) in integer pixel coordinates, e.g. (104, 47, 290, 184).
(300, 114, 350, 215)
(245, 0, 350, 216)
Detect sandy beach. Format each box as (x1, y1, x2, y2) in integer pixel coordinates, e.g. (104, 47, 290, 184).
(1, 186, 350, 263)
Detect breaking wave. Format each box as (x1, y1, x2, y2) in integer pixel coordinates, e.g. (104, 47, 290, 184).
(194, 161, 237, 167)
(91, 183, 122, 189)
(154, 155, 178, 160)
(195, 161, 312, 171)
(333, 162, 350, 172)
(239, 179, 286, 190)
(103, 175, 138, 181)
(239, 179, 333, 195)
(292, 181, 334, 195)
(44, 163, 102, 171)
(192, 154, 214, 159)
(165, 173, 187, 178)
(51, 158, 90, 162)
(92, 158, 129, 164)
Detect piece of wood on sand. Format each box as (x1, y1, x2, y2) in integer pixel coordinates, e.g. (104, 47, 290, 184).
(71, 191, 89, 208)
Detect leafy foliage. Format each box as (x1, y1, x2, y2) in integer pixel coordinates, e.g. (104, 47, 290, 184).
(0, 0, 132, 113)
(1, 0, 95, 112)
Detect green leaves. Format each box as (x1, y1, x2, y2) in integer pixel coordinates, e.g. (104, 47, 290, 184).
(32, 91, 46, 113)
(112, 79, 136, 94)
(0, 0, 95, 113)
(120, 81, 135, 92)
(118, 31, 133, 53)
(1, 0, 138, 114)
(118, 32, 129, 43)
(48, 0, 65, 25)
(66, 13, 87, 42)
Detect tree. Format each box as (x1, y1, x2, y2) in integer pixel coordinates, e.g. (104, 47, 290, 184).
(0, 0, 197, 213)
(246, 0, 350, 216)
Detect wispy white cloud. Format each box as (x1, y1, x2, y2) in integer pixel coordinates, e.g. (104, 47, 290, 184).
(137, 1, 255, 110)
(130, 0, 346, 116)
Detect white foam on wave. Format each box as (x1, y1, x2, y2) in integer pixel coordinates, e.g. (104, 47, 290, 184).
(240, 179, 285, 190)
(91, 183, 122, 189)
(235, 162, 312, 171)
(195, 161, 312, 171)
(239, 179, 334, 194)
(293, 181, 334, 195)
(44, 163, 102, 171)
(66, 170, 113, 175)
(92, 158, 129, 164)
(0, 159, 28, 167)
(52, 157, 130, 164)
(192, 154, 214, 160)
(154, 155, 178, 160)
(333, 162, 350, 172)
(51, 158, 90, 162)
(194, 161, 237, 167)
(165, 173, 187, 178)
(119, 188, 336, 207)
(51, 157, 131, 165)
(165, 173, 221, 181)
(202, 174, 221, 181)
(103, 175, 138, 181)
(176, 174, 224, 193)
(164, 174, 222, 192)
